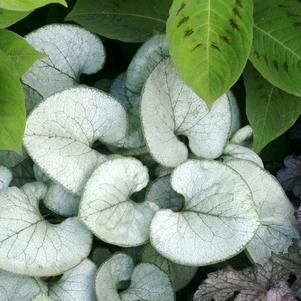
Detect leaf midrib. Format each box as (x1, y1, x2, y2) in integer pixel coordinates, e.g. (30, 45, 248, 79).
(69, 11, 165, 24)
(255, 85, 274, 149)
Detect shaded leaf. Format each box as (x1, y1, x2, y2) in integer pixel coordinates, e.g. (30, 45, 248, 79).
(244, 64, 301, 152)
(277, 155, 301, 199)
(66, 0, 172, 42)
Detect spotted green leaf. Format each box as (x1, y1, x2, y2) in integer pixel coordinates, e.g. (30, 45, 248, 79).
(250, 0, 301, 97)
(167, 0, 253, 103)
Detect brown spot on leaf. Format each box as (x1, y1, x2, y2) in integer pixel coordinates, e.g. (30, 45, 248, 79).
(176, 2, 186, 15)
(254, 50, 261, 60)
(211, 43, 221, 52)
(233, 7, 241, 19)
(230, 19, 239, 30)
(284, 62, 289, 72)
(220, 35, 230, 44)
(264, 55, 269, 65)
(178, 16, 189, 27)
(192, 43, 203, 51)
(236, 0, 242, 8)
(184, 29, 193, 37)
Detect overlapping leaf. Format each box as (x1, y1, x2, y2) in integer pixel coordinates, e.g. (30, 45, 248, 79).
(150, 160, 259, 266)
(251, 0, 301, 97)
(167, 0, 253, 102)
(66, 0, 172, 42)
(141, 58, 232, 167)
(24, 87, 127, 195)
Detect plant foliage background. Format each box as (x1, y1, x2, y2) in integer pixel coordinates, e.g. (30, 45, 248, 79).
(0, 0, 301, 300)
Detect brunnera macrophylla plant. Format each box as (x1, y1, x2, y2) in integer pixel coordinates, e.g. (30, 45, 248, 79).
(0, 23, 299, 300)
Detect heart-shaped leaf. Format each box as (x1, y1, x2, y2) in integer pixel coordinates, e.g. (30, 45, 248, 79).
(227, 159, 300, 264)
(141, 58, 232, 167)
(95, 253, 175, 301)
(79, 158, 158, 247)
(167, 0, 253, 103)
(22, 24, 105, 97)
(0, 182, 92, 276)
(150, 160, 259, 266)
(0, 259, 97, 301)
(24, 87, 127, 195)
(48, 259, 97, 301)
(250, 0, 301, 97)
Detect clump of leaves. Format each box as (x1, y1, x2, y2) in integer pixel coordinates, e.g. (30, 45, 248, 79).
(0, 20, 299, 301)
(277, 155, 301, 199)
(194, 243, 301, 301)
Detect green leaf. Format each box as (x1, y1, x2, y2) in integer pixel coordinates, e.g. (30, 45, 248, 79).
(0, 8, 31, 28)
(167, 0, 253, 103)
(65, 0, 172, 42)
(244, 64, 301, 153)
(0, 0, 67, 11)
(0, 29, 45, 76)
(250, 0, 301, 97)
(0, 50, 25, 153)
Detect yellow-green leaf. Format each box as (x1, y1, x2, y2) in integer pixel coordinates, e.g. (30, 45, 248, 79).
(167, 0, 253, 103)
